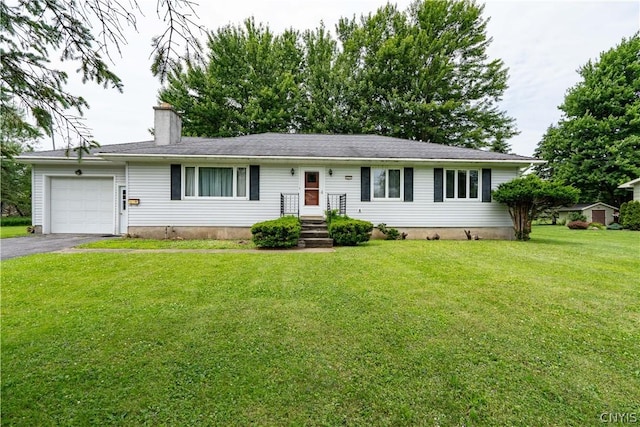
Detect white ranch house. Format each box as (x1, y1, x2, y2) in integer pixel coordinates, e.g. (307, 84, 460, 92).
(19, 105, 541, 240)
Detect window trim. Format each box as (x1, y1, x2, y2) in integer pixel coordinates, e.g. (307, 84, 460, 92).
(444, 168, 481, 200)
(371, 167, 404, 201)
(183, 165, 249, 199)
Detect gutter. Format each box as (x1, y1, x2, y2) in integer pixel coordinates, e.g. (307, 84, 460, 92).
(95, 152, 545, 165)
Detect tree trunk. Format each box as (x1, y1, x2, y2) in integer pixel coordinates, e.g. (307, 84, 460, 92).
(510, 204, 531, 241)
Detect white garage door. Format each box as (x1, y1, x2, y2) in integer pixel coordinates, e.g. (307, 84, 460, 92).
(50, 177, 114, 234)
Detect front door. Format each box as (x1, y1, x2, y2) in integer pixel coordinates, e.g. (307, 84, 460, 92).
(300, 169, 323, 216)
(118, 186, 128, 234)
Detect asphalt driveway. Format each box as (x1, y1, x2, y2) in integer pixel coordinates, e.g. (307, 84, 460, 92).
(1, 234, 118, 260)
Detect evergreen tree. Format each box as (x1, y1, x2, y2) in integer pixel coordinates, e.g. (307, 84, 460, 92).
(0, 0, 202, 152)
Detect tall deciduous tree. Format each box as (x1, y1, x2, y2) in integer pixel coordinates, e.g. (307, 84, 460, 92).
(0, 0, 202, 154)
(335, 0, 516, 151)
(160, 0, 517, 152)
(493, 175, 579, 241)
(535, 34, 640, 207)
(161, 19, 305, 136)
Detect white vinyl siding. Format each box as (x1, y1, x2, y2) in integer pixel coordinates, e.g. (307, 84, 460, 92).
(33, 163, 518, 230)
(127, 163, 297, 227)
(325, 165, 518, 227)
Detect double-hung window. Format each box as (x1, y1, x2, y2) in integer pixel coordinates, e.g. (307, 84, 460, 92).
(445, 169, 479, 200)
(184, 166, 248, 198)
(373, 168, 402, 200)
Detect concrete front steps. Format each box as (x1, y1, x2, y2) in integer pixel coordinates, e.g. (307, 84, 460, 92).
(299, 216, 333, 248)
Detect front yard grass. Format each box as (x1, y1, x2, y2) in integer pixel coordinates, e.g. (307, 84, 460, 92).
(78, 237, 256, 250)
(0, 226, 30, 239)
(2, 226, 639, 425)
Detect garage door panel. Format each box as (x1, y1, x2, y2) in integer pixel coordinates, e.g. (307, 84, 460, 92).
(50, 178, 114, 234)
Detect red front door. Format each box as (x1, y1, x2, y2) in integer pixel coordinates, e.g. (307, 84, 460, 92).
(305, 171, 320, 206)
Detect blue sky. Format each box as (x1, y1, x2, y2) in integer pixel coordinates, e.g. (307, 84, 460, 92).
(47, 0, 640, 156)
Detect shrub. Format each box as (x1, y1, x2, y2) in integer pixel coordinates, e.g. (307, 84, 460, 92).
(607, 222, 624, 230)
(251, 216, 301, 248)
(567, 220, 589, 229)
(568, 212, 587, 222)
(325, 209, 340, 225)
(377, 223, 401, 240)
(619, 201, 640, 230)
(588, 222, 605, 230)
(329, 217, 373, 246)
(1, 216, 32, 226)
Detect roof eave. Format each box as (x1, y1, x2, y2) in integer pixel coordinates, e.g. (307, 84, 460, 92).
(15, 155, 115, 165)
(618, 177, 640, 188)
(97, 152, 542, 166)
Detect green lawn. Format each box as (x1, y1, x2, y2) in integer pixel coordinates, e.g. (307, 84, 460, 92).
(0, 226, 30, 239)
(2, 227, 639, 426)
(77, 237, 256, 250)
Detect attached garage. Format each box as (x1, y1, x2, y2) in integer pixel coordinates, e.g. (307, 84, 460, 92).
(49, 177, 115, 234)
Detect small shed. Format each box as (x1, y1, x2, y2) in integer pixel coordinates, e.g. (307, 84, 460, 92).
(557, 202, 618, 225)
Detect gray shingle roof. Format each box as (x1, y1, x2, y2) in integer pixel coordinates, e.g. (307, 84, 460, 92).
(558, 202, 617, 211)
(23, 133, 537, 163)
(21, 140, 158, 158)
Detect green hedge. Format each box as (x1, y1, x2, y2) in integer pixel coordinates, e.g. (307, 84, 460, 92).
(620, 201, 640, 230)
(328, 217, 373, 246)
(251, 216, 301, 248)
(1, 217, 32, 226)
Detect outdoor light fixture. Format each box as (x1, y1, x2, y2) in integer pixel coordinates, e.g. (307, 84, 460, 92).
(75, 169, 82, 176)
(328, 168, 333, 176)
(290, 168, 295, 176)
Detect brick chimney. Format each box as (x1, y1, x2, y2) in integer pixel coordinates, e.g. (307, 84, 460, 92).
(153, 103, 182, 145)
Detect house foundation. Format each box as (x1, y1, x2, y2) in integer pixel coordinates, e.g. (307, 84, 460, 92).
(126, 226, 514, 240)
(373, 227, 515, 240)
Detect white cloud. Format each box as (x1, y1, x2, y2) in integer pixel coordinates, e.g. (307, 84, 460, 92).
(484, 0, 639, 155)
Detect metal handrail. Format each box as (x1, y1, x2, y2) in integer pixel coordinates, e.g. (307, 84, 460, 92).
(280, 193, 299, 217)
(327, 193, 347, 216)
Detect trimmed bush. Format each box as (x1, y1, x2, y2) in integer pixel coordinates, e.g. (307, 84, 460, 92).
(1, 217, 32, 226)
(329, 217, 373, 246)
(607, 222, 624, 230)
(377, 223, 401, 240)
(251, 216, 301, 248)
(568, 212, 587, 222)
(619, 201, 640, 230)
(588, 222, 605, 230)
(567, 220, 590, 229)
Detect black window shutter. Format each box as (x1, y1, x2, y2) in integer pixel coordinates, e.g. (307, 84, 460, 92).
(361, 167, 371, 202)
(482, 168, 492, 202)
(250, 165, 260, 201)
(170, 164, 181, 200)
(434, 168, 443, 202)
(404, 167, 413, 202)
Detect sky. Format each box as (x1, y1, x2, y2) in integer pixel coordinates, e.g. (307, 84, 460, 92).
(43, 0, 640, 156)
